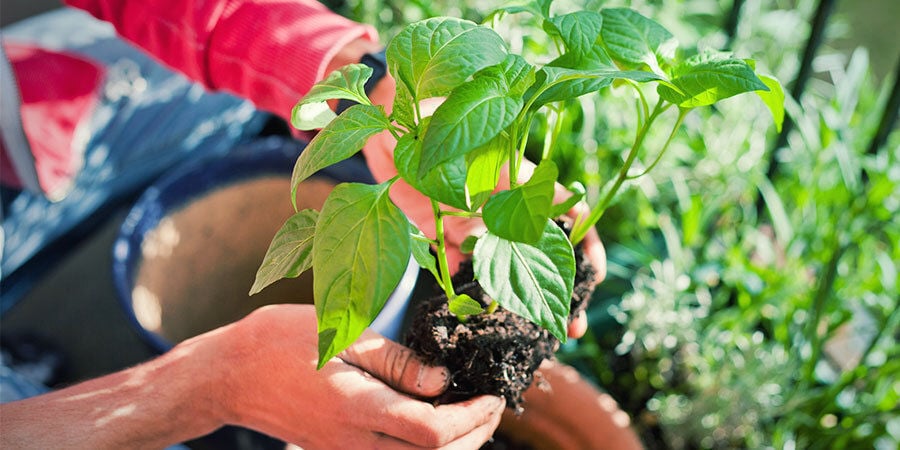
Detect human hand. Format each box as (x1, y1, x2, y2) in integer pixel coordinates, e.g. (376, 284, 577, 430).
(495, 360, 642, 450)
(208, 304, 504, 449)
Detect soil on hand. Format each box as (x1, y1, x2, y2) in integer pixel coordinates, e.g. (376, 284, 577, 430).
(405, 240, 596, 413)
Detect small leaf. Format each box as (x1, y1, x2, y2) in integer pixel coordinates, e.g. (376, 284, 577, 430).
(291, 104, 390, 210)
(394, 129, 469, 210)
(460, 235, 478, 254)
(392, 82, 417, 130)
(387, 18, 507, 101)
(250, 209, 319, 295)
(657, 52, 769, 107)
(410, 227, 440, 283)
(757, 74, 785, 132)
(550, 181, 586, 217)
(547, 11, 604, 58)
(483, 160, 558, 244)
(313, 181, 411, 368)
(291, 64, 373, 130)
(600, 8, 676, 72)
(473, 221, 575, 342)
(477, 54, 536, 98)
(419, 75, 522, 177)
(465, 131, 509, 209)
(530, 66, 666, 107)
(449, 294, 484, 317)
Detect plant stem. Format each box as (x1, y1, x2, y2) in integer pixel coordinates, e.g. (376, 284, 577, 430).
(432, 199, 457, 300)
(626, 108, 688, 180)
(570, 99, 670, 243)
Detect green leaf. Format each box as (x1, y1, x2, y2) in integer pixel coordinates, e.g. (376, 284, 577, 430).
(386, 17, 507, 101)
(530, 66, 666, 107)
(291, 104, 390, 210)
(392, 82, 417, 130)
(473, 221, 575, 342)
(465, 131, 508, 210)
(460, 235, 478, 254)
(249, 209, 319, 295)
(757, 74, 785, 132)
(657, 52, 769, 107)
(547, 11, 604, 58)
(394, 128, 469, 210)
(483, 160, 558, 244)
(477, 54, 536, 97)
(410, 227, 440, 283)
(600, 8, 676, 72)
(419, 74, 522, 177)
(291, 64, 373, 130)
(550, 181, 586, 217)
(313, 181, 411, 368)
(448, 294, 484, 317)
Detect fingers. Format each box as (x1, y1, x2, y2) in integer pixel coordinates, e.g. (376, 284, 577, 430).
(339, 328, 449, 398)
(567, 311, 588, 338)
(376, 395, 505, 448)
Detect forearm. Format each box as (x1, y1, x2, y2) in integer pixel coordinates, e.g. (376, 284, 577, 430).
(0, 336, 225, 449)
(63, 0, 378, 118)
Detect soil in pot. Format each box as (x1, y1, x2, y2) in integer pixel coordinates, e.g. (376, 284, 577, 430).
(405, 227, 596, 412)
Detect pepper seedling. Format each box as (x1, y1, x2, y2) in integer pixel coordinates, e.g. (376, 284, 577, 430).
(251, 1, 784, 368)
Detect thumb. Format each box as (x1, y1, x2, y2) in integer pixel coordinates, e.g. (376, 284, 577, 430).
(338, 329, 449, 398)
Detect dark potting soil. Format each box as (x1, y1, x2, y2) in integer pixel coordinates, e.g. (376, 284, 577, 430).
(405, 239, 596, 413)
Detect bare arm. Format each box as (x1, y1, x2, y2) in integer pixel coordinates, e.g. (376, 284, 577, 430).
(1, 330, 223, 448)
(1, 305, 504, 449)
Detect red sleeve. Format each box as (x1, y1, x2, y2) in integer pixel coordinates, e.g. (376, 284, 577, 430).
(64, 0, 378, 118)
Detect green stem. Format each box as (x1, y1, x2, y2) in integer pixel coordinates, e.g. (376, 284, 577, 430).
(626, 108, 688, 180)
(543, 105, 565, 161)
(439, 210, 481, 219)
(571, 99, 669, 244)
(432, 199, 457, 300)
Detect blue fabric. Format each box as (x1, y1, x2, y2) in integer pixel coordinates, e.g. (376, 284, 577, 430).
(1, 9, 270, 311)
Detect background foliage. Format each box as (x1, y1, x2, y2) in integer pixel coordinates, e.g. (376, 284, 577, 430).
(324, 0, 899, 448)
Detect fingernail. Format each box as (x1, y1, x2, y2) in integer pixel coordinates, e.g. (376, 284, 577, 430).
(417, 365, 449, 392)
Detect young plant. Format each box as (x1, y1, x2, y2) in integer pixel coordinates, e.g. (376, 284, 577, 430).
(251, 1, 784, 369)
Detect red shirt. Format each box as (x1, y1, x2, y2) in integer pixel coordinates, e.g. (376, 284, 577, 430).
(2, 0, 377, 194)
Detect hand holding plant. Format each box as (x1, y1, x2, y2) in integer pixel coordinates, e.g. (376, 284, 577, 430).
(252, 0, 782, 407)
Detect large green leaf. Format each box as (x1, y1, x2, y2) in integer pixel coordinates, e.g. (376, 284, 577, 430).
(546, 11, 604, 58)
(419, 74, 522, 177)
(249, 209, 319, 295)
(394, 129, 469, 210)
(473, 221, 575, 342)
(657, 52, 769, 107)
(313, 181, 411, 368)
(600, 8, 676, 72)
(483, 160, 558, 244)
(291, 64, 373, 130)
(386, 17, 507, 101)
(291, 104, 390, 210)
(757, 74, 785, 132)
